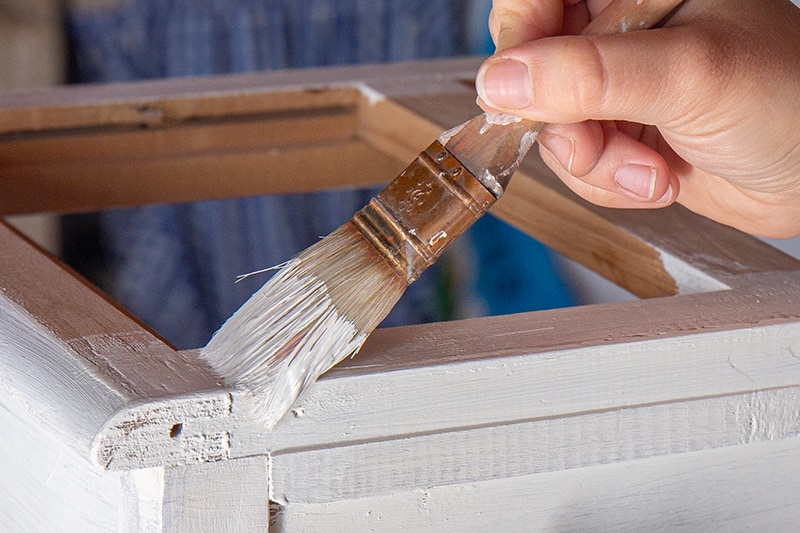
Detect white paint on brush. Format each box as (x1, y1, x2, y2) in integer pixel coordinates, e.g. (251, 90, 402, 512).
(479, 112, 522, 134)
(485, 127, 539, 195)
(201, 224, 405, 430)
(480, 169, 504, 197)
(437, 121, 466, 145)
(203, 267, 368, 429)
(517, 129, 539, 163)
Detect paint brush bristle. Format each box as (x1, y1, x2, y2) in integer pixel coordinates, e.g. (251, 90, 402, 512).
(201, 137, 500, 429)
(201, 222, 406, 428)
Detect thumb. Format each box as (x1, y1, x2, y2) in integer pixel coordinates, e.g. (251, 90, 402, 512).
(476, 27, 711, 127)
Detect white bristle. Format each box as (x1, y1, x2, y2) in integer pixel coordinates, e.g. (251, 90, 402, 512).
(200, 223, 406, 429)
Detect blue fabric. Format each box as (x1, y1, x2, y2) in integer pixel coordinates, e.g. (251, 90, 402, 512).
(468, 216, 574, 315)
(69, 0, 463, 81)
(67, 0, 465, 348)
(66, 0, 573, 349)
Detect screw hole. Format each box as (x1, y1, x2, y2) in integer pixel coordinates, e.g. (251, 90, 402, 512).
(169, 423, 183, 438)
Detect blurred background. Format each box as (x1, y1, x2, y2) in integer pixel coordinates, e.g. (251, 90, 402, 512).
(4, 0, 797, 350)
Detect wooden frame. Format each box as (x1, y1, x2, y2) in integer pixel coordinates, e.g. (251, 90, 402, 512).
(2, 57, 800, 530)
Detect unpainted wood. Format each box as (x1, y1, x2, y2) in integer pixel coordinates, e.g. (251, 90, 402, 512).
(4, 57, 795, 296)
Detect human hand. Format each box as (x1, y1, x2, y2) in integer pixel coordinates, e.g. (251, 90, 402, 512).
(476, 0, 800, 238)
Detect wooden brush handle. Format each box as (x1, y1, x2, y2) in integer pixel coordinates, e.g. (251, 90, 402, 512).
(584, 0, 685, 35)
(353, 0, 687, 284)
(447, 0, 686, 196)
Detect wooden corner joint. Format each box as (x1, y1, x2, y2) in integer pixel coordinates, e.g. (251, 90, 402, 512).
(92, 390, 239, 471)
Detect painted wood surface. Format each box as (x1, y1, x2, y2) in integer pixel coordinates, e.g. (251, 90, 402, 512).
(274, 437, 800, 531)
(0, 388, 164, 532)
(163, 456, 269, 532)
(0, 221, 225, 463)
(2, 58, 800, 530)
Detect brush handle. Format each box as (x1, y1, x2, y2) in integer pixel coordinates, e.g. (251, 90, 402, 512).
(352, 0, 686, 284)
(582, 0, 685, 36)
(448, 0, 687, 196)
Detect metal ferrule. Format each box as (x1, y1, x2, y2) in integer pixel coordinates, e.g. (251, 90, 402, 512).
(351, 140, 497, 285)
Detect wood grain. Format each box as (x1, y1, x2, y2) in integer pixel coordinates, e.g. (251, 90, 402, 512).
(275, 438, 800, 530)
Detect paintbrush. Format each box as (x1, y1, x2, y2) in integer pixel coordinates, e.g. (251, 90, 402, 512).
(201, 0, 686, 429)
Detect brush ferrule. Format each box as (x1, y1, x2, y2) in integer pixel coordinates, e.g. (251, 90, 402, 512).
(352, 140, 496, 284)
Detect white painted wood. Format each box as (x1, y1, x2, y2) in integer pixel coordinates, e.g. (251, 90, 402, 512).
(0, 390, 164, 532)
(0, 294, 126, 453)
(9, 290, 800, 529)
(94, 390, 242, 470)
(264, 323, 800, 504)
(0, 221, 236, 471)
(273, 437, 800, 532)
(88, 287, 800, 473)
(163, 456, 269, 532)
(271, 387, 800, 504)
(5, 214, 61, 255)
(658, 249, 731, 294)
(260, 320, 800, 458)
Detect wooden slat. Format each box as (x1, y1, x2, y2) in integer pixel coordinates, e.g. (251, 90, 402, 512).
(275, 438, 800, 530)
(0, 65, 477, 215)
(0, 88, 390, 215)
(0, 82, 362, 135)
(0, 57, 482, 134)
(1, 139, 400, 215)
(1, 110, 359, 165)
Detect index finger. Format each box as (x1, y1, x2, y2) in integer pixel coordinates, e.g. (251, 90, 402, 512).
(490, 0, 616, 50)
(489, 0, 564, 50)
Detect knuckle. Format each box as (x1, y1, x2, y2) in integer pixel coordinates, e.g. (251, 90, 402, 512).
(675, 25, 739, 99)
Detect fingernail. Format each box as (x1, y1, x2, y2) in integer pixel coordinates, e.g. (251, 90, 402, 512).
(476, 58, 532, 110)
(614, 164, 657, 200)
(539, 133, 576, 175)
